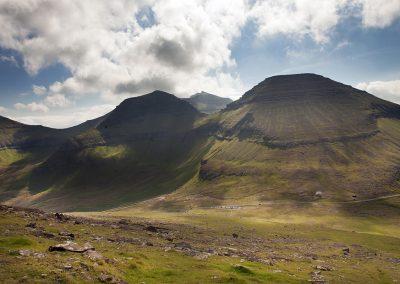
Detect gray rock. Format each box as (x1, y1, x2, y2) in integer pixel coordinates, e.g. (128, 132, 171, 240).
(49, 241, 94, 253)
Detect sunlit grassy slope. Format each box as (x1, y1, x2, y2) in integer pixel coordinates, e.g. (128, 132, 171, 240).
(1, 195, 400, 283)
(66, 194, 400, 283)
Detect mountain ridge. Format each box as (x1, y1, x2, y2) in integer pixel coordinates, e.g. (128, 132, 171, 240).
(0, 74, 400, 211)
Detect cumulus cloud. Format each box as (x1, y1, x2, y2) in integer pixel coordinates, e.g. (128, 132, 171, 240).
(356, 79, 400, 104)
(32, 85, 47, 96)
(14, 102, 49, 113)
(358, 0, 400, 28)
(249, 0, 347, 44)
(115, 76, 175, 95)
(11, 104, 115, 129)
(44, 93, 71, 108)
(0, 55, 18, 67)
(0, 0, 248, 101)
(248, 0, 400, 43)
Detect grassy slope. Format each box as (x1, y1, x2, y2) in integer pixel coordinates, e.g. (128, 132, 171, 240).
(1, 197, 400, 283)
(0, 114, 107, 207)
(0, 207, 307, 284)
(82, 195, 400, 283)
(149, 117, 400, 210)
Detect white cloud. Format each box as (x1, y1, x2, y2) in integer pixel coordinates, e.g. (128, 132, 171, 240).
(249, 0, 400, 43)
(11, 104, 115, 128)
(14, 102, 49, 113)
(358, 0, 400, 28)
(0, 0, 248, 100)
(44, 93, 71, 108)
(0, 55, 18, 67)
(249, 0, 348, 44)
(356, 79, 400, 104)
(32, 85, 47, 96)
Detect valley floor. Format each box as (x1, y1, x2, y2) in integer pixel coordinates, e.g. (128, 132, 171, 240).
(1, 197, 400, 283)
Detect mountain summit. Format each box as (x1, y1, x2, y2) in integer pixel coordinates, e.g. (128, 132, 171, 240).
(184, 91, 233, 114)
(221, 73, 398, 147)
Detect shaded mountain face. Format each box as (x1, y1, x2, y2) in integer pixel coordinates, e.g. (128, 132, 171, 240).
(1, 75, 400, 212)
(184, 91, 232, 114)
(0, 114, 106, 150)
(13, 91, 214, 211)
(0, 113, 107, 208)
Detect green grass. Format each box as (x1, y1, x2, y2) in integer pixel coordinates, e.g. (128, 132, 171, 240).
(80, 200, 400, 283)
(0, 211, 310, 283)
(0, 149, 29, 167)
(0, 236, 33, 249)
(84, 145, 129, 159)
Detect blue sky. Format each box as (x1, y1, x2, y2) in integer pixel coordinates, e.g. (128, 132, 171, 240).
(0, 0, 399, 128)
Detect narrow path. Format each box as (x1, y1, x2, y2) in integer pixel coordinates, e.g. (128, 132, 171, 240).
(208, 193, 400, 209)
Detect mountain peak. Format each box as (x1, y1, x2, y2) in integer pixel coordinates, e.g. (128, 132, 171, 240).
(184, 92, 233, 114)
(98, 90, 200, 129)
(229, 73, 354, 109)
(221, 73, 399, 147)
(257, 73, 340, 90)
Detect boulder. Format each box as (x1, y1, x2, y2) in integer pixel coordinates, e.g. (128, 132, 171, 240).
(49, 241, 94, 253)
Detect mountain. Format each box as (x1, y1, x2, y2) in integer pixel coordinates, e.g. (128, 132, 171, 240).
(1, 75, 400, 211)
(0, 114, 106, 150)
(220, 73, 399, 146)
(184, 91, 233, 114)
(0, 114, 107, 208)
(162, 74, 400, 208)
(4, 91, 215, 211)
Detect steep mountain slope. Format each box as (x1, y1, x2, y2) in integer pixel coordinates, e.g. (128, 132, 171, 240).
(158, 74, 400, 208)
(184, 91, 233, 114)
(5, 91, 214, 211)
(0, 114, 108, 207)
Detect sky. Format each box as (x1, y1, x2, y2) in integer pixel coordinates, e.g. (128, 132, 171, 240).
(0, 0, 399, 128)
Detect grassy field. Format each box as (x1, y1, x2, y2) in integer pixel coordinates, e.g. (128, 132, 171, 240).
(1, 198, 399, 283)
(78, 195, 400, 283)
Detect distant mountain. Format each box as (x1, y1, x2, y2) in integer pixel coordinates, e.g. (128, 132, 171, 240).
(1, 75, 400, 211)
(184, 91, 232, 114)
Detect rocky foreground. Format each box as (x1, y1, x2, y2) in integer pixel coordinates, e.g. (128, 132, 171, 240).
(0, 205, 399, 283)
